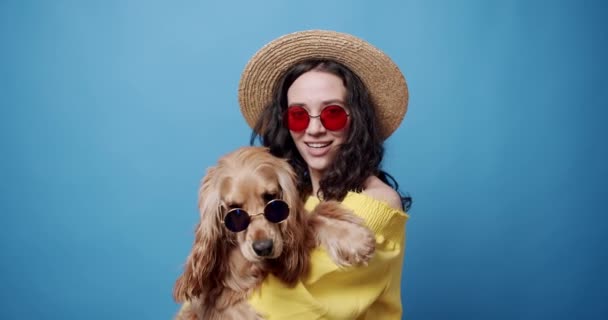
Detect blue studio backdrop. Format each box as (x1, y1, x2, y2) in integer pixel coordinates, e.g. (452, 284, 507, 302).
(1, 0, 606, 319)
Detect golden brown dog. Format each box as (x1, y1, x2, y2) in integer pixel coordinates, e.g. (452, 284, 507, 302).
(173, 146, 375, 319)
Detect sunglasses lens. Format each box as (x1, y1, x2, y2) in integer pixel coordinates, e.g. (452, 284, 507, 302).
(286, 106, 310, 131)
(224, 209, 250, 232)
(320, 105, 348, 131)
(264, 200, 290, 223)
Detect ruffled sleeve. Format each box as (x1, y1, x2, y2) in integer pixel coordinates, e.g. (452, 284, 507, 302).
(338, 192, 409, 243)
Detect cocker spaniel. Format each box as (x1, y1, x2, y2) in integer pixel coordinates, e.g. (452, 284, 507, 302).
(173, 146, 375, 320)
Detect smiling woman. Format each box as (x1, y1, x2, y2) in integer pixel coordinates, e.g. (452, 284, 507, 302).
(286, 68, 350, 185)
(237, 30, 412, 319)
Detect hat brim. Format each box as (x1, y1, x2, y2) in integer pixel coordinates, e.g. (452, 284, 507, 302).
(238, 30, 408, 140)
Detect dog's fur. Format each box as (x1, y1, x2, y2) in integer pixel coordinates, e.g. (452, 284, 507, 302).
(173, 147, 375, 320)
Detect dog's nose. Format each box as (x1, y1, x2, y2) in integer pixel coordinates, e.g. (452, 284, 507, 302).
(252, 239, 273, 256)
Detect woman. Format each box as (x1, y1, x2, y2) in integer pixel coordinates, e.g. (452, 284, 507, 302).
(238, 30, 412, 319)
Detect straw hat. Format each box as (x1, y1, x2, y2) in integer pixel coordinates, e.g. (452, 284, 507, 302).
(238, 30, 408, 139)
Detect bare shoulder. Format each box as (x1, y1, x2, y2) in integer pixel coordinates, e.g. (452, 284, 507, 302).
(361, 176, 403, 211)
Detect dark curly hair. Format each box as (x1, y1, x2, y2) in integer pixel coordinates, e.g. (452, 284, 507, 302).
(250, 59, 411, 211)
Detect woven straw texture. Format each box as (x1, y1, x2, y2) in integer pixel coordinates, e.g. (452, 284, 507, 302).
(238, 30, 408, 139)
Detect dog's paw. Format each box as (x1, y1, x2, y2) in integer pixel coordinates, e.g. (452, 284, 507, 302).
(311, 201, 376, 267)
(327, 222, 375, 267)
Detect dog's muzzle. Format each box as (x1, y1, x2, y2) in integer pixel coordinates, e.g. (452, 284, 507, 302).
(252, 239, 273, 256)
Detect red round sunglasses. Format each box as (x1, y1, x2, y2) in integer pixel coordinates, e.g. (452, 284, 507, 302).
(285, 105, 350, 132)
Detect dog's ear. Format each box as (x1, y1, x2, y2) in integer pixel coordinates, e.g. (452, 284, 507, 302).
(173, 166, 227, 301)
(270, 158, 314, 285)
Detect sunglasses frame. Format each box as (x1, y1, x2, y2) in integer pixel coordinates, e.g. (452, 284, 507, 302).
(285, 105, 350, 132)
(222, 198, 290, 233)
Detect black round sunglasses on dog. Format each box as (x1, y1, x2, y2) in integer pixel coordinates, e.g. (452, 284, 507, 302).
(223, 199, 290, 233)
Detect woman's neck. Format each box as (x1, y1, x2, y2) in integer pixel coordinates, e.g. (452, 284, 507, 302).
(309, 168, 323, 196)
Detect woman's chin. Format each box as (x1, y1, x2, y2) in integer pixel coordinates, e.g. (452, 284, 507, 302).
(305, 158, 331, 175)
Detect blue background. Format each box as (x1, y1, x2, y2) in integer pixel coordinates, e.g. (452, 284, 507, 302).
(1, 0, 606, 319)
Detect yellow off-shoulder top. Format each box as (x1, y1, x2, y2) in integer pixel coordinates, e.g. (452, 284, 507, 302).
(248, 191, 409, 319)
